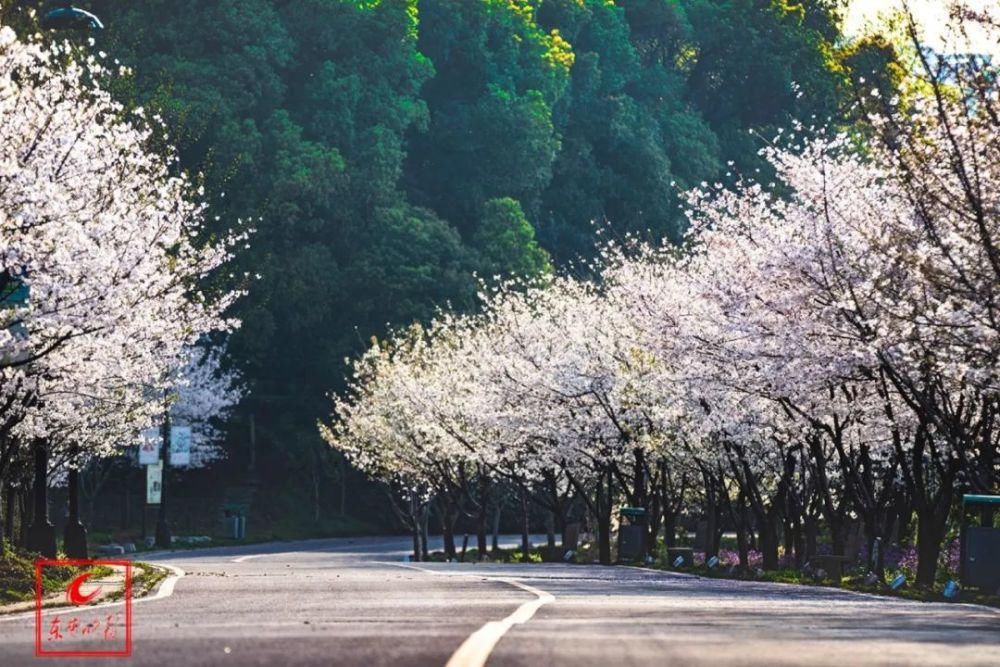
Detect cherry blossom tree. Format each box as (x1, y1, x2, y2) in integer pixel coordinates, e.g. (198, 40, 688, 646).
(323, 1, 999, 585)
(0, 27, 244, 550)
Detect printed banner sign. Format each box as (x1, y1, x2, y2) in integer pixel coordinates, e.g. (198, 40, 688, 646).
(169, 425, 192, 466)
(138, 429, 160, 465)
(146, 461, 163, 505)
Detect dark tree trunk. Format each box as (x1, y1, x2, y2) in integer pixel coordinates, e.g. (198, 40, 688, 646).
(597, 468, 613, 565)
(724, 488, 751, 572)
(3, 483, 12, 544)
(704, 474, 720, 559)
(860, 511, 888, 580)
(736, 526, 750, 571)
(442, 520, 456, 560)
(915, 509, 948, 586)
(783, 518, 795, 564)
(541, 469, 570, 544)
(475, 475, 490, 558)
(759, 514, 780, 571)
(867, 536, 886, 581)
(793, 522, 805, 567)
(0, 487, 5, 556)
(420, 509, 429, 561)
(63, 462, 88, 559)
(632, 448, 647, 509)
(805, 515, 818, 559)
(491, 503, 501, 553)
(18, 485, 28, 547)
(121, 466, 130, 530)
(895, 501, 913, 543)
(662, 511, 677, 549)
(409, 496, 422, 562)
(830, 518, 846, 557)
(26, 440, 56, 558)
(520, 489, 531, 562)
(736, 517, 750, 571)
(476, 507, 489, 559)
(711, 516, 723, 556)
(438, 494, 461, 560)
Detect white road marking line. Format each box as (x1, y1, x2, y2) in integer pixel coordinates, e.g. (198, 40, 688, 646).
(230, 538, 413, 563)
(446, 579, 553, 667)
(231, 553, 266, 563)
(0, 563, 185, 622)
(386, 563, 554, 667)
(146, 563, 185, 601)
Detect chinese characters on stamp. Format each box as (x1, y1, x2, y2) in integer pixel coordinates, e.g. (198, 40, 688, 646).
(34, 559, 132, 657)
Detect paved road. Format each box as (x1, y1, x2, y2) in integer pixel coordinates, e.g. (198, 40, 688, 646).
(1, 536, 998, 666)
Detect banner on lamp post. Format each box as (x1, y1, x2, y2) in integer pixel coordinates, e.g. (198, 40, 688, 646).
(146, 461, 163, 505)
(138, 428, 160, 465)
(169, 425, 192, 466)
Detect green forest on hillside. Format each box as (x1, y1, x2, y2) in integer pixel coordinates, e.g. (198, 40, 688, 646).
(4, 0, 899, 533)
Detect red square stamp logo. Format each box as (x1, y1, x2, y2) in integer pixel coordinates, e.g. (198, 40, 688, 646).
(34, 559, 132, 658)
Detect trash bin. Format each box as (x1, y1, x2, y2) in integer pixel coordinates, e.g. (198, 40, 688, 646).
(961, 494, 1000, 591)
(617, 507, 647, 562)
(222, 503, 248, 540)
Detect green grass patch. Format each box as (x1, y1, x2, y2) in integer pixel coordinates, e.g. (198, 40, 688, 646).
(85, 513, 382, 556)
(643, 558, 1000, 608)
(0, 544, 115, 604)
(99, 562, 168, 602)
(419, 545, 547, 564)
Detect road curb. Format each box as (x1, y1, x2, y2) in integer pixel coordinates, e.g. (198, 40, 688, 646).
(0, 562, 185, 622)
(0, 565, 128, 617)
(619, 563, 1000, 616)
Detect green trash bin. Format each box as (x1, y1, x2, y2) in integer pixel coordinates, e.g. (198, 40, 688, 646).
(961, 494, 1000, 591)
(617, 507, 647, 562)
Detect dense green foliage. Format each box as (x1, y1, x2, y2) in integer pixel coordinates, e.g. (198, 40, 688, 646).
(4, 0, 896, 527)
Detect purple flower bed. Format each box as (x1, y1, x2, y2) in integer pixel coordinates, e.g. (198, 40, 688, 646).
(683, 538, 961, 579)
(693, 549, 762, 569)
(882, 539, 960, 577)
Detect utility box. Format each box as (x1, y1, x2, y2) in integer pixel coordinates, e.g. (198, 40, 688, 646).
(960, 495, 1000, 591)
(222, 503, 248, 540)
(617, 507, 647, 562)
(219, 484, 255, 541)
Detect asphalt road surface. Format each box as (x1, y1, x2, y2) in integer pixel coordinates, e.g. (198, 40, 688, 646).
(1, 535, 999, 666)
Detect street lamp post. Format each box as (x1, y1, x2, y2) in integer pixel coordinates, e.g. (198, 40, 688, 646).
(40, 6, 104, 31)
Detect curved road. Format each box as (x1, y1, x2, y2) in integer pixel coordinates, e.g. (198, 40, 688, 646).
(1, 536, 998, 666)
